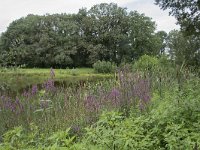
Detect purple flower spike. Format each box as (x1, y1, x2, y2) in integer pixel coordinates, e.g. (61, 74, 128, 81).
(23, 90, 30, 98)
(84, 95, 100, 113)
(108, 88, 120, 107)
(133, 79, 151, 103)
(31, 85, 38, 95)
(110, 88, 120, 98)
(43, 79, 55, 92)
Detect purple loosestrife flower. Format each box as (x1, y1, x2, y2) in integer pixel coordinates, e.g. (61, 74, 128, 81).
(110, 88, 120, 97)
(4, 97, 12, 109)
(10, 103, 16, 113)
(2, 97, 23, 114)
(5, 98, 16, 113)
(84, 95, 100, 113)
(133, 79, 151, 103)
(23, 90, 30, 98)
(0, 95, 5, 100)
(43, 79, 55, 92)
(108, 88, 120, 107)
(31, 85, 38, 95)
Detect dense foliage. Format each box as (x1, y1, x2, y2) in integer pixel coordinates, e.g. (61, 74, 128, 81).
(0, 3, 164, 68)
(0, 61, 200, 149)
(78, 78, 200, 149)
(167, 30, 200, 67)
(155, 0, 200, 68)
(93, 60, 116, 73)
(155, 0, 200, 37)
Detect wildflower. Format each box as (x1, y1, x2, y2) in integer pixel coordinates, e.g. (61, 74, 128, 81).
(109, 88, 120, 98)
(84, 95, 100, 112)
(43, 79, 55, 92)
(31, 85, 38, 95)
(108, 88, 120, 106)
(23, 90, 30, 98)
(133, 79, 151, 103)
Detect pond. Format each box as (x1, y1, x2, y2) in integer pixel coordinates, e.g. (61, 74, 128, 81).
(0, 72, 113, 97)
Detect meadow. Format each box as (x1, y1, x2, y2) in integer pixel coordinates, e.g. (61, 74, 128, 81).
(0, 56, 200, 149)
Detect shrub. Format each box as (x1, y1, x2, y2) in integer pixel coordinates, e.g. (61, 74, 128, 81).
(93, 60, 116, 73)
(70, 68, 79, 76)
(133, 55, 159, 72)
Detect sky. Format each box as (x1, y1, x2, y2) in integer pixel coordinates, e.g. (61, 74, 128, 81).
(0, 0, 180, 33)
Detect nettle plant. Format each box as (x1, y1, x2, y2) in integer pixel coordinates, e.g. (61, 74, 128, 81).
(0, 124, 75, 149)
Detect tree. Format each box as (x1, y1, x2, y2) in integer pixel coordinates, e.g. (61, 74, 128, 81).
(128, 11, 160, 60)
(87, 3, 130, 64)
(155, 31, 167, 55)
(167, 30, 200, 67)
(155, 0, 200, 37)
(0, 3, 166, 68)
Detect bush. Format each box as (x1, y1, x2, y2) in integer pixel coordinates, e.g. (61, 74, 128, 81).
(70, 68, 79, 76)
(133, 55, 159, 72)
(93, 60, 116, 73)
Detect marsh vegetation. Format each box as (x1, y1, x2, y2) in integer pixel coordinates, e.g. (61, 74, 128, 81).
(0, 1, 200, 149)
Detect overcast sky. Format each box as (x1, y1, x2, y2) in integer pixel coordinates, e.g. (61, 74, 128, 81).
(0, 0, 180, 33)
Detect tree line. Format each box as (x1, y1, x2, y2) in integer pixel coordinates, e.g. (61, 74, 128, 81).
(0, 2, 199, 68)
